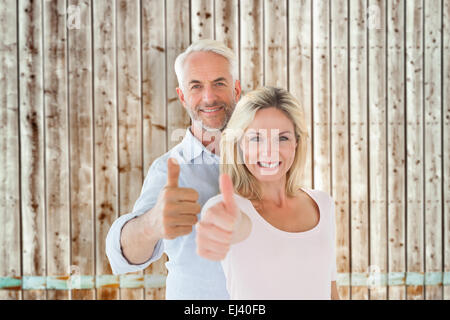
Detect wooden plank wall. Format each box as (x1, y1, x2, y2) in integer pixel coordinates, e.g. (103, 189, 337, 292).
(0, 0, 448, 300)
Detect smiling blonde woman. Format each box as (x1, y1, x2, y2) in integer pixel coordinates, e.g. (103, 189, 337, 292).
(195, 86, 340, 300)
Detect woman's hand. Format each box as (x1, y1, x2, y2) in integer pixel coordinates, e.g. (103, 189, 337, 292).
(196, 174, 241, 261)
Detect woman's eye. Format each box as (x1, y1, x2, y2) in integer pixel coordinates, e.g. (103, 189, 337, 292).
(249, 136, 260, 142)
(279, 136, 289, 141)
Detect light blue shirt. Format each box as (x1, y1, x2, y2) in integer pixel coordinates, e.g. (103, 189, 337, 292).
(105, 128, 229, 300)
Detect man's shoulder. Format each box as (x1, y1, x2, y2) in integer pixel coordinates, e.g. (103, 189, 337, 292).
(148, 142, 186, 173)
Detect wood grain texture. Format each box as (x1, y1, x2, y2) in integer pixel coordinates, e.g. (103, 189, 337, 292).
(264, 0, 287, 88)
(1, 0, 449, 300)
(349, 0, 369, 300)
(386, 0, 406, 300)
(288, 0, 312, 188)
(68, 0, 95, 301)
(19, 0, 46, 300)
(240, 0, 263, 94)
(43, 0, 70, 300)
(0, 0, 21, 300)
(93, 0, 119, 301)
(141, 0, 168, 300)
(214, 0, 239, 56)
(191, 0, 214, 41)
(405, 0, 425, 300)
(312, 0, 330, 194)
(368, 0, 387, 300)
(330, 0, 350, 300)
(116, 0, 143, 300)
(444, 0, 450, 301)
(423, 0, 443, 300)
(166, 0, 190, 150)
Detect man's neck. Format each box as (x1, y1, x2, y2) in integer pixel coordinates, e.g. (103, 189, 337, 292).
(190, 124, 221, 155)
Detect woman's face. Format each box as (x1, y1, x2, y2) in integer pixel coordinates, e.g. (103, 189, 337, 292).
(240, 107, 297, 183)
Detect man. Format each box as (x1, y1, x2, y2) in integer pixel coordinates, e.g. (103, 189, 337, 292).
(106, 39, 242, 299)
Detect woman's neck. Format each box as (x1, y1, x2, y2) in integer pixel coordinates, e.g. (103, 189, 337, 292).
(257, 177, 289, 208)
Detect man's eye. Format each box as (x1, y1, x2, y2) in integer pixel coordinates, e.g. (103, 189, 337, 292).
(191, 84, 201, 90)
(216, 82, 226, 86)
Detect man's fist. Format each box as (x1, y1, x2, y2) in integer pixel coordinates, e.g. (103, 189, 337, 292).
(196, 173, 240, 261)
(150, 158, 201, 240)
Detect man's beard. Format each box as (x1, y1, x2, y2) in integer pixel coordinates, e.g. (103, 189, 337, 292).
(186, 100, 235, 132)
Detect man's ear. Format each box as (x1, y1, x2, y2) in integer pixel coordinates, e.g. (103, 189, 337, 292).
(234, 80, 242, 102)
(176, 87, 186, 107)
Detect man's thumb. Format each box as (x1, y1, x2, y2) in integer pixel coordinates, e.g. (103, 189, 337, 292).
(219, 173, 237, 214)
(166, 158, 180, 187)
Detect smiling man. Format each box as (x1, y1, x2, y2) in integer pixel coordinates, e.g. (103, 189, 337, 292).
(106, 39, 241, 299)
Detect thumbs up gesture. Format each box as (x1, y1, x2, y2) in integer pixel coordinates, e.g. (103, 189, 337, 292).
(151, 158, 202, 240)
(196, 173, 241, 261)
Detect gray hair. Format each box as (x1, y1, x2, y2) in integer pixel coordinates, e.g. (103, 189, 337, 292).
(174, 39, 238, 92)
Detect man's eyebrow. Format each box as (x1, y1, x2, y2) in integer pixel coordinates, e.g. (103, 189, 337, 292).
(187, 77, 228, 85)
(213, 77, 228, 82)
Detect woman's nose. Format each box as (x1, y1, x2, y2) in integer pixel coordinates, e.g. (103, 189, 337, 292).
(259, 136, 279, 158)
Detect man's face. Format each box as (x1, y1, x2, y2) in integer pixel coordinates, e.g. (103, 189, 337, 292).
(176, 51, 241, 131)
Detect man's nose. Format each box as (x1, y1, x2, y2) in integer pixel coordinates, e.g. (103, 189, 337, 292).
(202, 85, 217, 104)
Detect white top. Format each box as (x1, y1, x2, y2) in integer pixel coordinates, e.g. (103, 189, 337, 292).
(201, 188, 337, 300)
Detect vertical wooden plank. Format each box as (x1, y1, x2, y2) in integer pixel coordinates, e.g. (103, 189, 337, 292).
(214, 0, 239, 55)
(93, 0, 119, 300)
(19, 0, 46, 300)
(423, 0, 443, 300)
(141, 0, 168, 300)
(68, 0, 95, 300)
(43, 0, 70, 300)
(312, 0, 330, 192)
(240, 0, 263, 94)
(405, 0, 424, 300)
(0, 0, 21, 300)
(386, 0, 406, 300)
(330, 0, 350, 300)
(166, 0, 190, 149)
(288, 0, 312, 188)
(191, 0, 214, 41)
(349, 0, 369, 300)
(116, 0, 143, 300)
(444, 0, 450, 301)
(264, 0, 287, 88)
(367, 0, 387, 300)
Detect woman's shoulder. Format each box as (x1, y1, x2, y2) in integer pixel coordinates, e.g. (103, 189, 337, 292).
(299, 187, 334, 209)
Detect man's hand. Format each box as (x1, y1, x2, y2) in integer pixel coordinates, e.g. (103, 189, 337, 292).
(149, 158, 201, 240)
(196, 173, 241, 261)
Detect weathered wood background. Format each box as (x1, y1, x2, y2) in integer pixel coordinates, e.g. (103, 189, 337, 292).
(0, 0, 449, 300)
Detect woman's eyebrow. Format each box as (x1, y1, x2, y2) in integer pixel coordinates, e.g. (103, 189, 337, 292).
(246, 130, 293, 135)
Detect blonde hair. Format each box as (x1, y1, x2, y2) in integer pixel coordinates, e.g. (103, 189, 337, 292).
(174, 39, 238, 92)
(220, 86, 310, 200)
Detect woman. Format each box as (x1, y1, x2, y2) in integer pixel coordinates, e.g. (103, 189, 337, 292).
(195, 87, 339, 300)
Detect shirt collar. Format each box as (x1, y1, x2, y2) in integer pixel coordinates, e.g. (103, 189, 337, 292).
(180, 127, 219, 163)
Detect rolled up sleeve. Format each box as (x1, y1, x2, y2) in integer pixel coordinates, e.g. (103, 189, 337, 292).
(105, 157, 168, 275)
